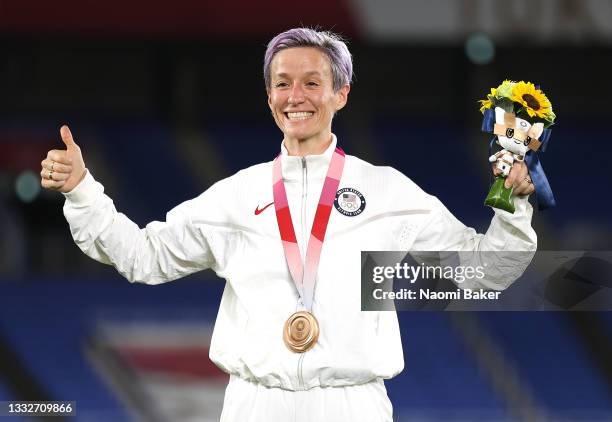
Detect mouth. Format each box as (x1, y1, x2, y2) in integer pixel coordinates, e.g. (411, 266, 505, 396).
(284, 111, 314, 121)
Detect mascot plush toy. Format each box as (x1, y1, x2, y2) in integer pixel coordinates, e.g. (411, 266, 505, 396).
(480, 80, 556, 213)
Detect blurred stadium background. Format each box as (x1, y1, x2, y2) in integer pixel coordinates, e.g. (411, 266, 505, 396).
(1, 0, 611, 420)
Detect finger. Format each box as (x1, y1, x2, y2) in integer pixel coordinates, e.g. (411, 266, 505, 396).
(41, 158, 72, 173)
(41, 177, 66, 190)
(47, 149, 72, 165)
(514, 179, 531, 196)
(492, 164, 502, 177)
(505, 162, 525, 188)
(516, 182, 535, 197)
(503, 165, 516, 188)
(60, 125, 77, 148)
(515, 171, 535, 195)
(516, 161, 528, 177)
(504, 173, 514, 189)
(40, 168, 70, 182)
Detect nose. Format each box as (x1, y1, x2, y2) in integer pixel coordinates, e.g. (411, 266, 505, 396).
(288, 84, 305, 105)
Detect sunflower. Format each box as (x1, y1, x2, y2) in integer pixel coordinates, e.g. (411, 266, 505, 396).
(511, 81, 553, 119)
(479, 87, 497, 113)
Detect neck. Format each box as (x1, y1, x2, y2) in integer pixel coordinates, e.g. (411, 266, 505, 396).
(284, 134, 332, 157)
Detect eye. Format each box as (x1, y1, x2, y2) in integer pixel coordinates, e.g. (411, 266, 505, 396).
(274, 82, 288, 88)
(306, 81, 319, 87)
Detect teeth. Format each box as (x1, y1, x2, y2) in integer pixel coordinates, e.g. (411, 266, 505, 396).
(287, 112, 314, 120)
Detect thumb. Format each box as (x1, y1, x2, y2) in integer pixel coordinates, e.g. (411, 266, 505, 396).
(60, 125, 78, 149)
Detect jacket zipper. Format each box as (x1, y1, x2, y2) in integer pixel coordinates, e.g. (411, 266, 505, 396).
(297, 156, 307, 390)
(301, 157, 307, 259)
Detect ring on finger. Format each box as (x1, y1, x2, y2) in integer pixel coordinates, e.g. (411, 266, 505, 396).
(49, 170, 54, 181)
(51, 161, 55, 172)
(524, 176, 532, 184)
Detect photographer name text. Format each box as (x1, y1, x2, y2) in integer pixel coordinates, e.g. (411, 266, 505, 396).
(372, 288, 501, 301)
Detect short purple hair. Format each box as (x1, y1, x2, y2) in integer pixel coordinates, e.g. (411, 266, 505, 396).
(264, 27, 353, 92)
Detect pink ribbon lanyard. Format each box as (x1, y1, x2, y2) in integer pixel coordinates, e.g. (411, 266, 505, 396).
(273, 147, 345, 311)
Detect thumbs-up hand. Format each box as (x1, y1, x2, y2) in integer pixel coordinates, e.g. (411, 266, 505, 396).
(40, 125, 87, 193)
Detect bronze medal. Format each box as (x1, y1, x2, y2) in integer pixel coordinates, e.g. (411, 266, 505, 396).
(274, 148, 344, 354)
(283, 311, 319, 353)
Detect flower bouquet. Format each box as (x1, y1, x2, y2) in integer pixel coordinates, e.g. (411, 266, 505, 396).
(480, 80, 556, 213)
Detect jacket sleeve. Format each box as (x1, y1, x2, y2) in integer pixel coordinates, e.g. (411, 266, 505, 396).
(410, 194, 537, 290)
(62, 170, 217, 284)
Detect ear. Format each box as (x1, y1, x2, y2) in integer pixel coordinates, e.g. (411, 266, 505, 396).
(530, 122, 544, 139)
(267, 89, 272, 111)
(334, 84, 351, 111)
(494, 107, 505, 124)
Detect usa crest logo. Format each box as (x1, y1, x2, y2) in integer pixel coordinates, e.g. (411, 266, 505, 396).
(334, 188, 366, 217)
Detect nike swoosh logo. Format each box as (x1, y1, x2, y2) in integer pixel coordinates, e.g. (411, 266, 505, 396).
(254, 202, 274, 215)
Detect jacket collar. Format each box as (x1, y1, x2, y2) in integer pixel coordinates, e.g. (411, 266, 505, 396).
(279, 134, 338, 182)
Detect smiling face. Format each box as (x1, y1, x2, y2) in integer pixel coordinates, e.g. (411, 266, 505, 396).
(495, 106, 531, 156)
(267, 47, 349, 149)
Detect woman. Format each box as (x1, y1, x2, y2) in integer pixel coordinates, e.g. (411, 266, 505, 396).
(40, 28, 536, 421)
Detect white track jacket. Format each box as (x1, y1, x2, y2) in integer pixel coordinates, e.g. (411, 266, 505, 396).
(63, 136, 537, 391)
